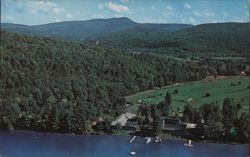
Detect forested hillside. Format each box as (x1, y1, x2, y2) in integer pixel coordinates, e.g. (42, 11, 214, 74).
(3, 18, 248, 58)
(0, 31, 248, 133)
(0, 31, 206, 133)
(98, 22, 250, 57)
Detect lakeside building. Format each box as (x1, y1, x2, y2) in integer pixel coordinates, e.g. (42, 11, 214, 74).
(111, 112, 136, 126)
(161, 117, 196, 136)
(161, 117, 197, 130)
(111, 113, 138, 133)
(161, 117, 186, 131)
(107, 113, 197, 136)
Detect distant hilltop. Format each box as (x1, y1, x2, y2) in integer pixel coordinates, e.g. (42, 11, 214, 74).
(1, 17, 192, 40)
(1, 17, 249, 58)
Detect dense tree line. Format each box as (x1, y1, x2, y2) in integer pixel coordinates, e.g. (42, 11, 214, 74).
(0, 31, 248, 135)
(182, 98, 249, 143)
(0, 31, 207, 133)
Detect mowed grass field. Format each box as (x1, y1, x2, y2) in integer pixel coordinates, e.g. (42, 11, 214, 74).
(125, 76, 249, 113)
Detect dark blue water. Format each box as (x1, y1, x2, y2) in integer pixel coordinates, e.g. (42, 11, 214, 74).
(0, 130, 249, 157)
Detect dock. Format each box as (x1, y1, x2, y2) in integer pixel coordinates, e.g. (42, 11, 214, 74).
(130, 136, 136, 143)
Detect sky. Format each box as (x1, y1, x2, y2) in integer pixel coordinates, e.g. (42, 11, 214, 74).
(1, 0, 249, 25)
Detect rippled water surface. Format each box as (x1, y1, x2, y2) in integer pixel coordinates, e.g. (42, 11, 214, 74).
(0, 130, 249, 157)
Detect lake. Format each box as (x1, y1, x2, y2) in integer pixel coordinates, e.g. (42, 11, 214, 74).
(0, 130, 249, 157)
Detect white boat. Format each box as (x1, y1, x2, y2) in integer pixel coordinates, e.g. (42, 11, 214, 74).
(184, 140, 193, 147)
(154, 137, 162, 143)
(146, 137, 152, 143)
(130, 151, 136, 155)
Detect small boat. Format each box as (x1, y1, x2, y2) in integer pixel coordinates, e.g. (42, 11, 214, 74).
(154, 136, 162, 143)
(130, 151, 136, 155)
(184, 140, 193, 147)
(146, 137, 152, 143)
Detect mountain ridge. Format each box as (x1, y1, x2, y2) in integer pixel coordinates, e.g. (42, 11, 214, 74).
(1, 17, 249, 57)
(1, 17, 193, 40)
(97, 21, 250, 57)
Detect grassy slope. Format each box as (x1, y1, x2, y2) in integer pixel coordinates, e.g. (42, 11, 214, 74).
(126, 77, 249, 113)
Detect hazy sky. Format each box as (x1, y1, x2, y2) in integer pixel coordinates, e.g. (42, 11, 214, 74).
(1, 0, 249, 25)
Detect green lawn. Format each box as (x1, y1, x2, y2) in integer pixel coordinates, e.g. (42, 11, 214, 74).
(125, 76, 249, 113)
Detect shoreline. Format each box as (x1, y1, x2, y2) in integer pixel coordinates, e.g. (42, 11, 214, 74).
(1, 129, 248, 146)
